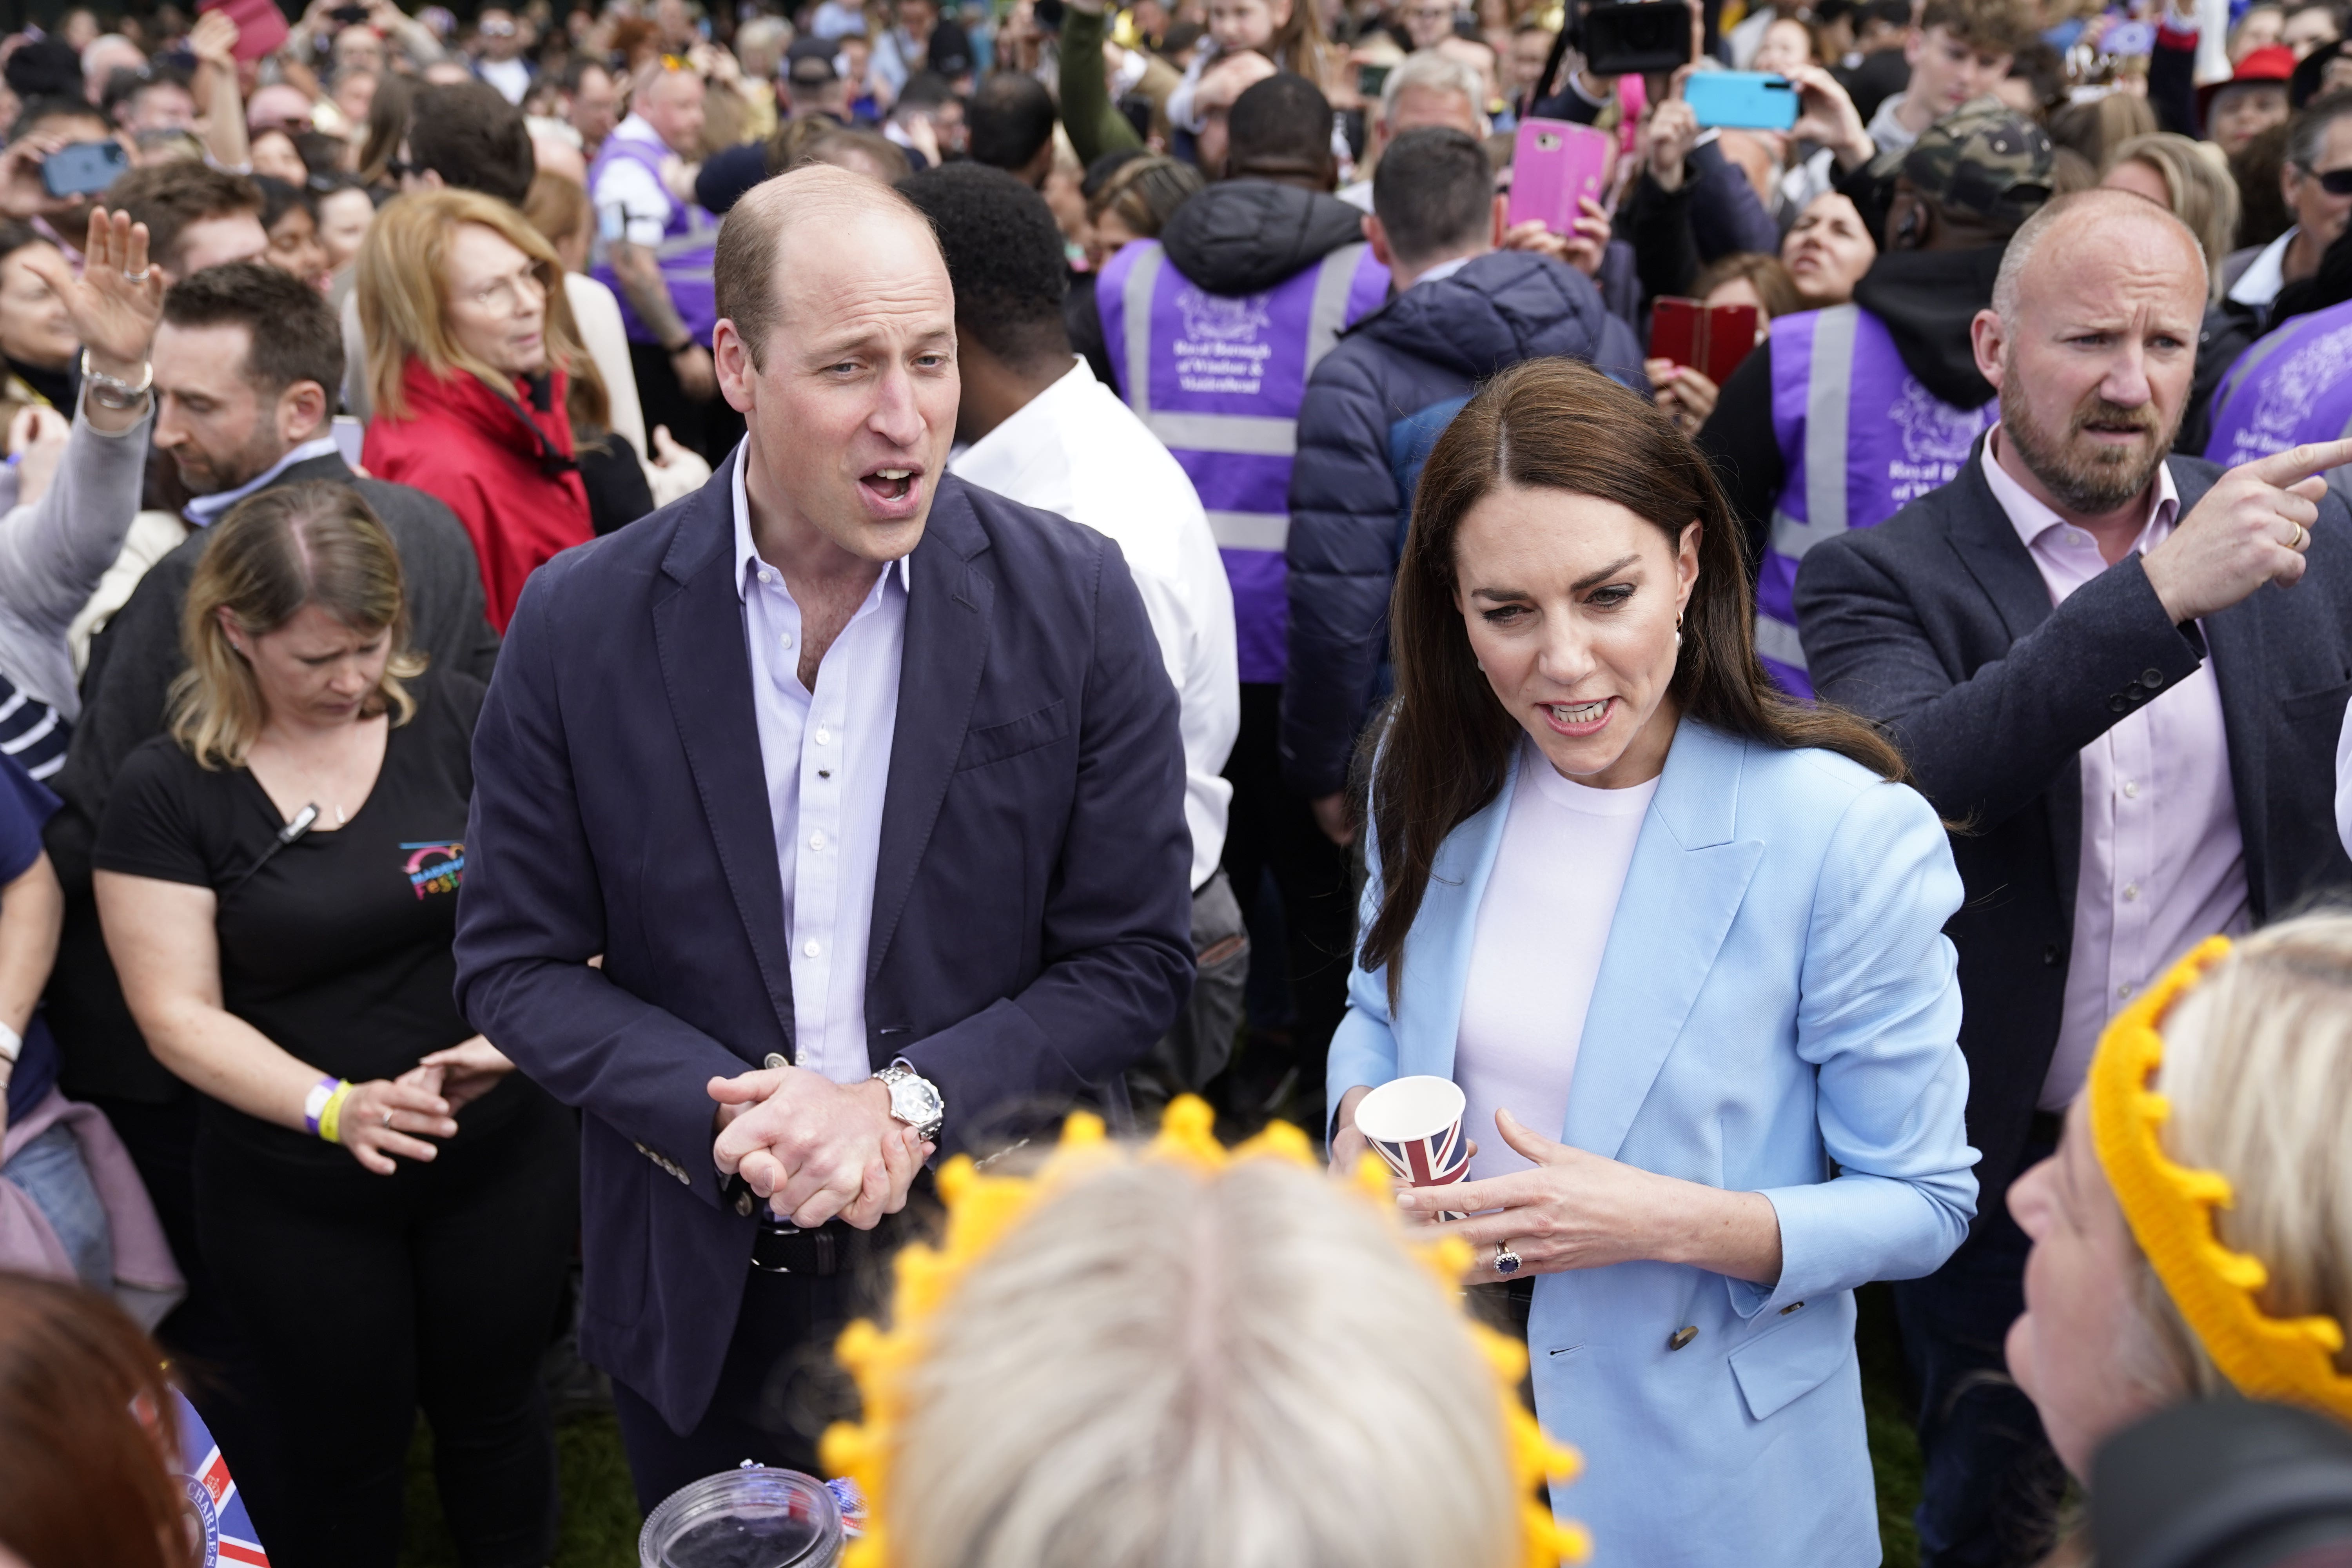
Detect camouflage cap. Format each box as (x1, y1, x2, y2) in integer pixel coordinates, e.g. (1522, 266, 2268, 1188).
(1896, 95, 2055, 225)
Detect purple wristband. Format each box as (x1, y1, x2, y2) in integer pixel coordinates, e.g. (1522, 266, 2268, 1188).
(302, 1075, 342, 1136)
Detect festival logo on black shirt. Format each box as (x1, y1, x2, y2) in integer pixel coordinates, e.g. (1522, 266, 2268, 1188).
(401, 841, 465, 899)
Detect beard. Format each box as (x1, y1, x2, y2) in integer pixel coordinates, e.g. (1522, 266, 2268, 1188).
(1998, 370, 2171, 517)
(173, 425, 289, 496)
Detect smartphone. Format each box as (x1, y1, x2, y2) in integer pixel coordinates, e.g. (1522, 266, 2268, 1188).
(1684, 70, 1799, 130)
(1357, 61, 1393, 97)
(1581, 2, 1694, 76)
(1650, 296, 1761, 386)
(40, 140, 129, 200)
(330, 3, 369, 21)
(1506, 118, 1613, 234)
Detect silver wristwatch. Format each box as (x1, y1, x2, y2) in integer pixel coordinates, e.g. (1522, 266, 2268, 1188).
(874, 1062, 944, 1143)
(80, 349, 151, 412)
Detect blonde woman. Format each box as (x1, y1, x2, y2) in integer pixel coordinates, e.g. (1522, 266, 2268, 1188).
(91, 483, 575, 1568)
(2102, 132, 2243, 299)
(846, 1119, 1554, 1568)
(2008, 914, 2352, 1477)
(358, 187, 597, 631)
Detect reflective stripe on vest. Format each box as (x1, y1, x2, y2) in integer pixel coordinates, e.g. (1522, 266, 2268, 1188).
(2204, 296, 2352, 470)
(1115, 240, 1379, 553)
(1753, 304, 1993, 696)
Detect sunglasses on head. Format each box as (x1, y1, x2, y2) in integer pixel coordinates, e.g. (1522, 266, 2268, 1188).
(2299, 162, 2352, 195)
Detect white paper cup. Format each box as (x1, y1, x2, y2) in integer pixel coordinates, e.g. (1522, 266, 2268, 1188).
(1354, 1076, 1470, 1217)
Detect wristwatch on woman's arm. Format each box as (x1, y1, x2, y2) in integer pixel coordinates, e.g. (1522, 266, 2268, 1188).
(875, 1062, 944, 1143)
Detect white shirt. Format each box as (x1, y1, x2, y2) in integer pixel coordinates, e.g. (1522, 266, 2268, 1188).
(950, 359, 1239, 887)
(1979, 436, 2250, 1110)
(477, 55, 532, 104)
(183, 435, 341, 527)
(733, 448, 912, 1083)
(1865, 91, 1920, 157)
(592, 115, 681, 247)
(2336, 695, 2352, 858)
(2229, 226, 2298, 309)
(1454, 744, 1658, 1182)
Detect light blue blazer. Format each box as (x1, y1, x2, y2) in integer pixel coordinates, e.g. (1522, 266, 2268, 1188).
(1328, 720, 1978, 1568)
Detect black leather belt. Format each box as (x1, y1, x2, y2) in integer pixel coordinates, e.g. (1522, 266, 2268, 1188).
(751, 1220, 847, 1276)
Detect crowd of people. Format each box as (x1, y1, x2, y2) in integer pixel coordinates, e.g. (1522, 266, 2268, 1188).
(0, 0, 2347, 1563)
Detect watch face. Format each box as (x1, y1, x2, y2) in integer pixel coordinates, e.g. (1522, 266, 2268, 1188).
(893, 1075, 944, 1125)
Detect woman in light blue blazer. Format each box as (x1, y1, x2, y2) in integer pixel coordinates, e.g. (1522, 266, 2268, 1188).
(1328, 359, 1977, 1568)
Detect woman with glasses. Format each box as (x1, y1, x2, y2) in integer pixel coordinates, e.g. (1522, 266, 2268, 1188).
(356, 189, 595, 631)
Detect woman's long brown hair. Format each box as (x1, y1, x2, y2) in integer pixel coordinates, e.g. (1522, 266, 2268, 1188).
(1358, 358, 1906, 1006)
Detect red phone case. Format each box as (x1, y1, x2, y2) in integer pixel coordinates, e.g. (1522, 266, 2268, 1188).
(1506, 118, 1612, 236)
(1650, 298, 1761, 385)
(198, 0, 291, 63)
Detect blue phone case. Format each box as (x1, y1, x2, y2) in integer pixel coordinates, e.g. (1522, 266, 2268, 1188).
(1684, 72, 1800, 132)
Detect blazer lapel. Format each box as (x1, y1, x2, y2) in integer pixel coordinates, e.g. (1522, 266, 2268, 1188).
(650, 452, 797, 1044)
(1393, 766, 1516, 1081)
(1944, 441, 2086, 919)
(867, 479, 993, 981)
(1563, 722, 1765, 1162)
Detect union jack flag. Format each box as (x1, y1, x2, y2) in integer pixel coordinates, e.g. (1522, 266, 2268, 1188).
(169, 1390, 271, 1566)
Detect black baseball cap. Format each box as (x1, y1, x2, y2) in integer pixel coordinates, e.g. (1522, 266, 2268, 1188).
(786, 34, 838, 84)
(927, 18, 974, 78)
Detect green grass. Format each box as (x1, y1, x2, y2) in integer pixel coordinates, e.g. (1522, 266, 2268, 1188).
(396, 1285, 1929, 1568)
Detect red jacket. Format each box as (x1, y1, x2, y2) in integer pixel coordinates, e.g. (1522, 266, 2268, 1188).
(363, 358, 593, 632)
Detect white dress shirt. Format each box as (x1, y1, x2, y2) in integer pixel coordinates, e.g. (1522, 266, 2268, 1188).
(949, 359, 1239, 889)
(733, 450, 910, 1083)
(1979, 435, 2251, 1110)
(183, 435, 342, 527)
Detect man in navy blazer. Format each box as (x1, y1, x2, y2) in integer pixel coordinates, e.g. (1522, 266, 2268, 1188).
(1796, 190, 2352, 1568)
(452, 165, 1194, 1504)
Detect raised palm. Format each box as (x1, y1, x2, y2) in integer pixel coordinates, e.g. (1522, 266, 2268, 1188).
(22, 207, 167, 373)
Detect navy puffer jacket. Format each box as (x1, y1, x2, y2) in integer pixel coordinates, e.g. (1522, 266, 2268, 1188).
(1278, 249, 1645, 798)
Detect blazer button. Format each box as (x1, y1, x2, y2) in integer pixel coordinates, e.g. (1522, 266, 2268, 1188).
(2141, 668, 2165, 689)
(2107, 694, 2131, 713)
(735, 1190, 755, 1217)
(764, 1053, 788, 1070)
(2043, 943, 2062, 967)
(1779, 1301, 1805, 1316)
(1667, 1325, 1699, 1352)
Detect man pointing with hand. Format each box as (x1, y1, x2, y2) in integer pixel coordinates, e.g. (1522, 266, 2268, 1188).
(1795, 185, 2352, 1568)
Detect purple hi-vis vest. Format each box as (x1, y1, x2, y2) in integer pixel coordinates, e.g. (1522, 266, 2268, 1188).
(1097, 238, 1390, 684)
(587, 126, 719, 348)
(2206, 297, 2352, 480)
(1757, 305, 1993, 697)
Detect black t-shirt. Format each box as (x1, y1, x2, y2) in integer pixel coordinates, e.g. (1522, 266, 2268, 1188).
(94, 670, 503, 1158)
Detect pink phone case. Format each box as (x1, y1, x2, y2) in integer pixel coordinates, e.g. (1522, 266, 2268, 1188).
(1507, 118, 1613, 235)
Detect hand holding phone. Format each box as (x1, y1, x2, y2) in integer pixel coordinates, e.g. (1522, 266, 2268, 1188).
(1683, 70, 1799, 131)
(1508, 118, 1613, 234)
(1650, 296, 1762, 387)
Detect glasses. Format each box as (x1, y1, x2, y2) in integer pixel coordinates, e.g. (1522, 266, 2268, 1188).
(478, 17, 516, 33)
(2297, 163, 2352, 195)
(466, 268, 547, 319)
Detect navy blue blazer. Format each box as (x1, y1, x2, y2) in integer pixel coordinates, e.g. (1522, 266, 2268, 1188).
(452, 461, 1195, 1431)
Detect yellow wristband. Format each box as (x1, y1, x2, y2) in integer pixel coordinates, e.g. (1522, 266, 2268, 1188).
(316, 1081, 354, 1145)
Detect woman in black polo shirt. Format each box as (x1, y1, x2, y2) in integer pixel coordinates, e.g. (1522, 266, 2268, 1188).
(93, 482, 573, 1568)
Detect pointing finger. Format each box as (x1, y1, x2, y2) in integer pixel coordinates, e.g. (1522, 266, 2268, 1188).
(2243, 437, 2352, 490)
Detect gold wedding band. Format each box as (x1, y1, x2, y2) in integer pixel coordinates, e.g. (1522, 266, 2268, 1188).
(2295, 523, 2311, 551)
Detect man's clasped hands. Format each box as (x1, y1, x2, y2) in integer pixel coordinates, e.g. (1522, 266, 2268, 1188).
(710, 1063, 934, 1230)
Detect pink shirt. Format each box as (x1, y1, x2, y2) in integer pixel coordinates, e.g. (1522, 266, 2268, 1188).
(1980, 433, 2250, 1111)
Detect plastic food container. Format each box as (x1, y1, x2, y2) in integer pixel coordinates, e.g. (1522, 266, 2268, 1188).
(637, 1464, 845, 1568)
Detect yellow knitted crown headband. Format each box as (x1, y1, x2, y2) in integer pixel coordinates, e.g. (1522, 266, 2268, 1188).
(2088, 936, 2352, 1424)
(820, 1096, 1591, 1568)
